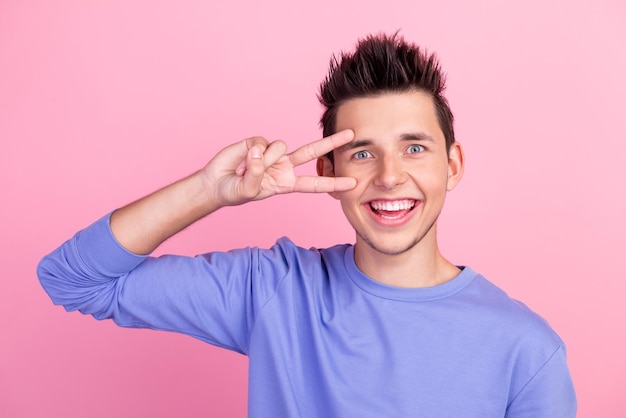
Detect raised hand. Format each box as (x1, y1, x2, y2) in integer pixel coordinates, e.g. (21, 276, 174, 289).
(110, 130, 357, 255)
(203, 129, 357, 207)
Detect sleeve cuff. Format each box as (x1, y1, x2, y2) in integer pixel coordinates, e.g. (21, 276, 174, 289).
(75, 212, 148, 276)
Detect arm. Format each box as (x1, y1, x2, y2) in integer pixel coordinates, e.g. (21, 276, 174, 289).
(110, 130, 356, 255)
(37, 131, 356, 349)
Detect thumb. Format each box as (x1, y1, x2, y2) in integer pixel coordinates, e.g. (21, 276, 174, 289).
(239, 145, 265, 199)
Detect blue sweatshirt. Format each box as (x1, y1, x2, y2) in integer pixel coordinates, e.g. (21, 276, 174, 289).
(38, 214, 576, 417)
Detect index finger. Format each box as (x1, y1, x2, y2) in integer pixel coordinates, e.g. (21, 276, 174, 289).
(288, 129, 354, 166)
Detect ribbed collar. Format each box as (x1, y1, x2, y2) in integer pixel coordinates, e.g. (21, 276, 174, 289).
(343, 245, 477, 302)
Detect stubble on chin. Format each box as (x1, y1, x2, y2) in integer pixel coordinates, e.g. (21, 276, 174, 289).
(355, 215, 439, 256)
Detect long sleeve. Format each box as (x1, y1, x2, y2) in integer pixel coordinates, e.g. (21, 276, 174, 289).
(37, 213, 290, 354)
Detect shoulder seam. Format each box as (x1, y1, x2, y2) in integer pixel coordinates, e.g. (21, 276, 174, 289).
(245, 244, 293, 350)
(506, 343, 565, 408)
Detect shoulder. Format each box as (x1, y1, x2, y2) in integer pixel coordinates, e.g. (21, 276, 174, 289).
(267, 237, 351, 268)
(463, 270, 574, 401)
(193, 237, 351, 282)
(208, 238, 351, 289)
(463, 270, 564, 348)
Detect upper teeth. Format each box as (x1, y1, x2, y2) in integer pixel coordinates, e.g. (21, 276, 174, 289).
(370, 200, 415, 211)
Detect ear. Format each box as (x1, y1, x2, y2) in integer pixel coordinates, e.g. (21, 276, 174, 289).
(316, 156, 340, 199)
(446, 142, 465, 191)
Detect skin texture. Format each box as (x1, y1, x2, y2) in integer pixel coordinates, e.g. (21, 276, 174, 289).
(317, 91, 465, 287)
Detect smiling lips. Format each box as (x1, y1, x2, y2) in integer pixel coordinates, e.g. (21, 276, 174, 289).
(368, 199, 418, 220)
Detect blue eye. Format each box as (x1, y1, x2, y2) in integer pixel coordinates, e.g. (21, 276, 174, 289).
(407, 144, 424, 154)
(353, 150, 372, 160)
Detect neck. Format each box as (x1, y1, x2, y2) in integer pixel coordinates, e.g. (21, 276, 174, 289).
(353, 227, 460, 288)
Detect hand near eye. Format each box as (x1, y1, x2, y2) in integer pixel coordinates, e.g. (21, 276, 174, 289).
(110, 130, 356, 255)
(203, 129, 357, 207)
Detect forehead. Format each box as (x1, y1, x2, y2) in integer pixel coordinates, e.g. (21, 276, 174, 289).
(335, 91, 444, 142)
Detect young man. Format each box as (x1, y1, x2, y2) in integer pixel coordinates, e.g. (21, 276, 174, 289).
(38, 34, 576, 417)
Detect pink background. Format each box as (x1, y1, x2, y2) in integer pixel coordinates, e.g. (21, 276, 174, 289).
(1, 0, 624, 417)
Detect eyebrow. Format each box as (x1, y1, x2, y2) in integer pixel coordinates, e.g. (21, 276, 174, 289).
(337, 132, 434, 153)
(400, 132, 434, 142)
(337, 139, 373, 153)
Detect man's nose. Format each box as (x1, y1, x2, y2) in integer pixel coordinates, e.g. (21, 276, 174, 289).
(373, 156, 407, 190)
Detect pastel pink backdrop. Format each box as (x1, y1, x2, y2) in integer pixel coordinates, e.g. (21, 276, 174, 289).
(1, 0, 624, 417)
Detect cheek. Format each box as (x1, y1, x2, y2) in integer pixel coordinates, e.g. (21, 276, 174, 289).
(332, 161, 354, 177)
(337, 187, 361, 207)
(413, 167, 449, 194)
(411, 161, 448, 180)
(335, 186, 367, 220)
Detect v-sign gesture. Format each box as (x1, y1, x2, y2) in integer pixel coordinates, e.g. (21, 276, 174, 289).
(110, 130, 357, 255)
(204, 129, 357, 207)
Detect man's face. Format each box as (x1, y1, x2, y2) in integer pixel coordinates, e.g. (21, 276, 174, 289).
(319, 91, 464, 258)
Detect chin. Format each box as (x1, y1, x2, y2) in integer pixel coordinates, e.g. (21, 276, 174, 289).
(357, 234, 421, 257)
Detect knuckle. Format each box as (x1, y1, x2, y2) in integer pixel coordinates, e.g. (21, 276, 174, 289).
(246, 136, 269, 147)
(313, 177, 322, 193)
(305, 144, 318, 161)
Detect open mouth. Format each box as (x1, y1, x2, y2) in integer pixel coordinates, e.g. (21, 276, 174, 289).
(369, 199, 417, 219)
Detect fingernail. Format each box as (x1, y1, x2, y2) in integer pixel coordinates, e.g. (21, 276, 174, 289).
(250, 147, 262, 159)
